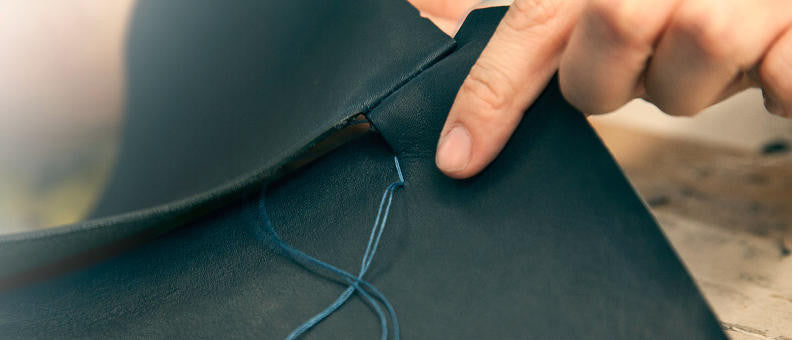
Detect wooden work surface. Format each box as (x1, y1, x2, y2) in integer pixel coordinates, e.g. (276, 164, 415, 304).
(593, 121, 792, 340)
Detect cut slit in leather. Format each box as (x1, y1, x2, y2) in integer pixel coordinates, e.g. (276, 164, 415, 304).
(276, 115, 374, 180)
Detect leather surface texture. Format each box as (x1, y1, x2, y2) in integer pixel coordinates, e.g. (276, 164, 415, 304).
(0, 3, 726, 340)
(0, 0, 454, 285)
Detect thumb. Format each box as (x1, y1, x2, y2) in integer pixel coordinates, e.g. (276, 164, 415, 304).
(436, 0, 583, 179)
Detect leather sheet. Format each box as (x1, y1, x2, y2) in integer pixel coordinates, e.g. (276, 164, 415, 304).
(0, 2, 725, 339)
(0, 0, 453, 282)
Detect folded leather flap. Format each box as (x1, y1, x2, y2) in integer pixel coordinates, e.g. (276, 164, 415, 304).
(0, 0, 454, 287)
(92, 0, 455, 218)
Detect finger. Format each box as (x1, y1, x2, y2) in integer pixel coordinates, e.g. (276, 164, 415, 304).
(645, 0, 792, 116)
(450, 0, 517, 37)
(758, 25, 792, 117)
(436, 0, 584, 178)
(408, 0, 484, 35)
(408, 0, 483, 23)
(559, 0, 681, 115)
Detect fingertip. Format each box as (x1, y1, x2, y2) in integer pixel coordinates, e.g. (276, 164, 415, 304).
(435, 113, 517, 180)
(436, 124, 473, 176)
(435, 0, 580, 179)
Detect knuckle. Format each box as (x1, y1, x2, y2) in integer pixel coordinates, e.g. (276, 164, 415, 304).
(759, 51, 792, 103)
(460, 61, 515, 119)
(645, 87, 698, 117)
(673, 5, 736, 59)
(659, 105, 699, 117)
(588, 0, 653, 47)
(504, 0, 565, 32)
(763, 95, 786, 117)
(654, 99, 700, 117)
(559, 73, 592, 111)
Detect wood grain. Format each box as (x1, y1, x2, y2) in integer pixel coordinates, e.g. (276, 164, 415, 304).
(593, 121, 792, 339)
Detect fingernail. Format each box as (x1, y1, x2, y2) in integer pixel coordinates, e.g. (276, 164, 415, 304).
(436, 124, 472, 172)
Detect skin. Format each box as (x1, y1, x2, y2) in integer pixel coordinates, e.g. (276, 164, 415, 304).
(0, 1, 134, 150)
(427, 0, 792, 179)
(6, 0, 789, 180)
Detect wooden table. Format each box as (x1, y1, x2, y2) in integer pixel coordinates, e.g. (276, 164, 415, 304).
(593, 120, 792, 340)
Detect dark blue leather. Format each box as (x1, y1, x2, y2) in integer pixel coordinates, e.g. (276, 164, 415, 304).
(0, 2, 725, 339)
(92, 0, 455, 217)
(0, 0, 453, 284)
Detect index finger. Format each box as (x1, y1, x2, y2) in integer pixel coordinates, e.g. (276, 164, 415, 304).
(436, 0, 584, 178)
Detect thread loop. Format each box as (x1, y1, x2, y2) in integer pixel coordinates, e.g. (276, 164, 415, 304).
(258, 156, 405, 340)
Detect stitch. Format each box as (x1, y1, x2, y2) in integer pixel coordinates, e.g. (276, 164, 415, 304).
(258, 156, 405, 340)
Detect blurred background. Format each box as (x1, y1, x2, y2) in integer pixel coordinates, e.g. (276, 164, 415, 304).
(0, 1, 790, 337)
(0, 1, 133, 233)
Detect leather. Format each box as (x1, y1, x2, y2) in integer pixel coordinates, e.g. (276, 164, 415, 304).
(0, 0, 453, 283)
(93, 0, 455, 217)
(0, 2, 725, 339)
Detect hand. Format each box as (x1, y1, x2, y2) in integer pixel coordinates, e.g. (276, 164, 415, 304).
(435, 0, 792, 179)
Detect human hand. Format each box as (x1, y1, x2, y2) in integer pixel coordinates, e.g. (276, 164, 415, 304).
(435, 0, 792, 179)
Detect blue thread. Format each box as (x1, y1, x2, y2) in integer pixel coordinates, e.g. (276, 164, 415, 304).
(258, 156, 405, 340)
